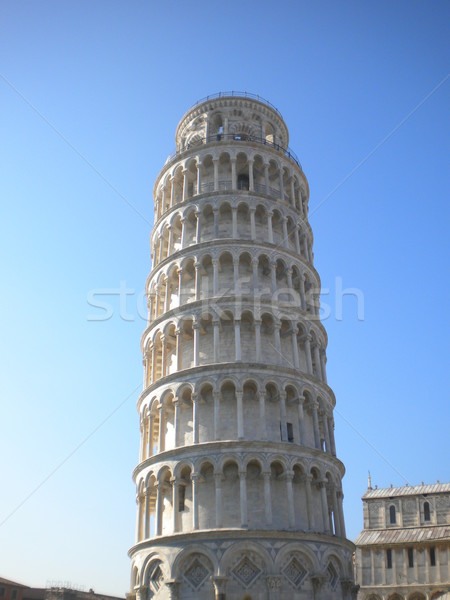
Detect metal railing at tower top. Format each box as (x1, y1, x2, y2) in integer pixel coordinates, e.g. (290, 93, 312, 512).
(189, 91, 283, 117)
(165, 133, 302, 169)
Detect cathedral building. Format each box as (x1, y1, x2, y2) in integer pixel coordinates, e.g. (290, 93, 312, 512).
(355, 480, 450, 600)
(127, 92, 358, 599)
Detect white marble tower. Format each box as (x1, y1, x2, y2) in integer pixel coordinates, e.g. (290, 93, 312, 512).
(128, 92, 357, 600)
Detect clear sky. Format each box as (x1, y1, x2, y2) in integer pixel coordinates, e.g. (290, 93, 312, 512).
(0, 0, 449, 596)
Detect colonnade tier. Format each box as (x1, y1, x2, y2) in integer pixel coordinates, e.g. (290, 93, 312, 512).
(141, 309, 328, 388)
(175, 94, 291, 150)
(134, 448, 346, 542)
(146, 245, 321, 331)
(136, 377, 336, 460)
(150, 196, 314, 269)
(152, 144, 309, 222)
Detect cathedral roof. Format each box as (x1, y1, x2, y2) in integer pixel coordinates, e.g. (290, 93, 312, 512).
(363, 482, 450, 499)
(355, 525, 450, 546)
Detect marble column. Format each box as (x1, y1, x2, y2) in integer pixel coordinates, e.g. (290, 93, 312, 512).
(171, 479, 179, 533)
(236, 390, 244, 439)
(155, 484, 162, 535)
(234, 319, 242, 361)
(213, 319, 220, 362)
(194, 262, 201, 300)
(282, 216, 289, 248)
(259, 390, 267, 440)
(304, 475, 315, 529)
(239, 470, 248, 527)
(214, 473, 223, 527)
(191, 473, 199, 530)
(182, 169, 188, 202)
(212, 258, 219, 295)
(232, 206, 238, 238)
(192, 393, 199, 444)
(279, 391, 288, 441)
(311, 401, 321, 449)
(297, 396, 306, 445)
(157, 403, 165, 452)
(248, 158, 254, 191)
(196, 160, 202, 195)
(286, 471, 295, 527)
(195, 210, 201, 244)
(213, 159, 219, 191)
(254, 319, 262, 361)
(213, 391, 220, 440)
(250, 207, 256, 240)
(267, 210, 274, 243)
(213, 208, 219, 238)
(193, 321, 199, 367)
(263, 470, 272, 525)
(144, 488, 150, 539)
(264, 163, 269, 194)
(319, 481, 330, 533)
(304, 334, 313, 374)
(173, 399, 179, 448)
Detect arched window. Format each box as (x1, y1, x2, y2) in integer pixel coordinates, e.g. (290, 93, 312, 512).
(424, 501, 430, 521)
(430, 547, 436, 566)
(389, 505, 396, 524)
(386, 548, 392, 569)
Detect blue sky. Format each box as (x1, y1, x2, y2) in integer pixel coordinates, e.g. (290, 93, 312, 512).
(0, 0, 449, 595)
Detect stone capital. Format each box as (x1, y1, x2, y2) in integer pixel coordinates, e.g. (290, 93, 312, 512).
(266, 575, 282, 590)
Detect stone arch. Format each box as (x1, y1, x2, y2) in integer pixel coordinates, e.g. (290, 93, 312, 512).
(218, 250, 234, 294)
(142, 553, 170, 598)
(219, 309, 235, 363)
(218, 378, 238, 440)
(177, 463, 193, 533)
(321, 547, 349, 579)
(195, 373, 214, 443)
(260, 312, 276, 364)
(130, 564, 139, 589)
(269, 457, 289, 529)
(236, 152, 250, 192)
(254, 201, 268, 242)
(221, 541, 273, 591)
(237, 250, 253, 294)
(279, 317, 294, 368)
(197, 311, 214, 366)
(217, 151, 232, 189)
(240, 309, 256, 363)
(172, 549, 216, 599)
(207, 111, 224, 139)
(262, 379, 280, 442)
(242, 378, 259, 440)
(177, 385, 194, 446)
(271, 208, 284, 245)
(173, 459, 194, 480)
(283, 381, 300, 444)
(230, 120, 259, 140)
(275, 543, 319, 593)
(220, 456, 241, 528)
(197, 459, 215, 529)
(194, 376, 216, 396)
(245, 458, 265, 529)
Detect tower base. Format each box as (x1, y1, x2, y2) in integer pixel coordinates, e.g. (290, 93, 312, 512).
(129, 530, 357, 600)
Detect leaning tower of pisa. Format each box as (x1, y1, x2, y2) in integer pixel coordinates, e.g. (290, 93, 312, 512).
(128, 93, 358, 600)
